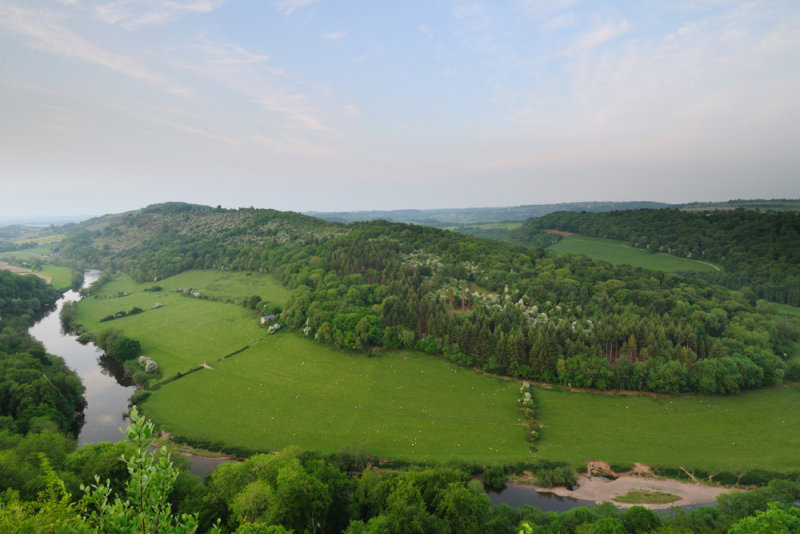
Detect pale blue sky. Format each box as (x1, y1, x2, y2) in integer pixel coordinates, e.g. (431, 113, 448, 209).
(1, 1, 799, 218)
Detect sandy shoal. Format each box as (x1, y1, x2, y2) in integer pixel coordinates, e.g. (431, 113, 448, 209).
(530, 474, 734, 509)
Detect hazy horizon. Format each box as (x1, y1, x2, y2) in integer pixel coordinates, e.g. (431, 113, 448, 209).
(2, 1, 799, 218)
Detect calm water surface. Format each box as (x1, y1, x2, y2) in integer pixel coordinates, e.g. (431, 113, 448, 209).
(29, 270, 136, 446)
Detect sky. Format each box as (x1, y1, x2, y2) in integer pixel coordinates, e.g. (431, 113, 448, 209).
(1, 0, 799, 219)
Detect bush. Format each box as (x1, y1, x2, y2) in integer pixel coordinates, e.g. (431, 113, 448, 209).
(110, 338, 141, 361)
(483, 465, 506, 489)
(130, 390, 151, 404)
(713, 472, 740, 485)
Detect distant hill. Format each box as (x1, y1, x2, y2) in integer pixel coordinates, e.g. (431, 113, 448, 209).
(307, 201, 671, 226)
(679, 199, 800, 212)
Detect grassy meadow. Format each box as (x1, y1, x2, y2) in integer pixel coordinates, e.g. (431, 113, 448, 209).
(549, 234, 719, 273)
(143, 334, 530, 462)
(38, 265, 74, 290)
(534, 385, 800, 473)
(772, 302, 800, 318)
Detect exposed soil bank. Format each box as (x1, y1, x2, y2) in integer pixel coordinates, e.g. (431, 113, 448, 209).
(0, 262, 51, 283)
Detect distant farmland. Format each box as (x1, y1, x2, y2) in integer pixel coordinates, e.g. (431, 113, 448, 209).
(548, 234, 719, 273)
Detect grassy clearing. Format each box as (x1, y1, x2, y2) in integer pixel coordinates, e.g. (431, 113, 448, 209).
(74, 271, 287, 377)
(151, 269, 290, 305)
(534, 386, 800, 473)
(549, 235, 719, 273)
(613, 490, 679, 504)
(38, 265, 73, 290)
(772, 302, 800, 318)
(13, 233, 64, 245)
(0, 246, 55, 262)
(142, 334, 530, 462)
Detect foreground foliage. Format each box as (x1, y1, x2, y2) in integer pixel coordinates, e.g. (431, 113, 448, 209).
(2, 407, 800, 533)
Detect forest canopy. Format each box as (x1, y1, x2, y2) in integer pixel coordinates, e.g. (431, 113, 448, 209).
(0, 271, 85, 434)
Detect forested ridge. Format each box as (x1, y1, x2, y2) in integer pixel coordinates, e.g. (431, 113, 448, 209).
(59, 204, 800, 395)
(514, 209, 800, 306)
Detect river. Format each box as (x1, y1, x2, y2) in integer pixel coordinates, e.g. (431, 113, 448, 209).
(30, 270, 136, 446)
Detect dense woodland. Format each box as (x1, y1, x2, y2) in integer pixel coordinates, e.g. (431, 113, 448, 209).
(0, 271, 85, 434)
(513, 209, 800, 306)
(58, 204, 800, 395)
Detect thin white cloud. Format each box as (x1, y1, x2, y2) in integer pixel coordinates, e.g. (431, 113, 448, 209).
(275, 0, 319, 15)
(255, 95, 331, 133)
(95, 0, 223, 28)
(570, 20, 629, 52)
(323, 30, 347, 41)
(0, 4, 192, 96)
(352, 47, 384, 63)
(193, 42, 271, 66)
(178, 40, 335, 134)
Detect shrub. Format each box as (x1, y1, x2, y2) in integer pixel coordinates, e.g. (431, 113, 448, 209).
(483, 465, 506, 489)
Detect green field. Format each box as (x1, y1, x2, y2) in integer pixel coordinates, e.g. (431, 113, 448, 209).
(773, 302, 800, 318)
(0, 245, 56, 262)
(143, 335, 530, 462)
(534, 386, 800, 473)
(13, 233, 65, 245)
(549, 235, 719, 273)
(75, 271, 289, 377)
(38, 265, 74, 290)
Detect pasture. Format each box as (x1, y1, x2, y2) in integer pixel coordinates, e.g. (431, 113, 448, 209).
(773, 302, 800, 318)
(142, 335, 530, 462)
(74, 271, 288, 377)
(534, 385, 800, 473)
(548, 235, 719, 273)
(38, 265, 74, 290)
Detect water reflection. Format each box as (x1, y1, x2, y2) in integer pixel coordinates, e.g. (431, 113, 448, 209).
(98, 353, 135, 386)
(29, 270, 136, 446)
(486, 484, 595, 512)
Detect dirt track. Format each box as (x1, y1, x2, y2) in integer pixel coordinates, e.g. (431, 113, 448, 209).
(0, 262, 51, 284)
